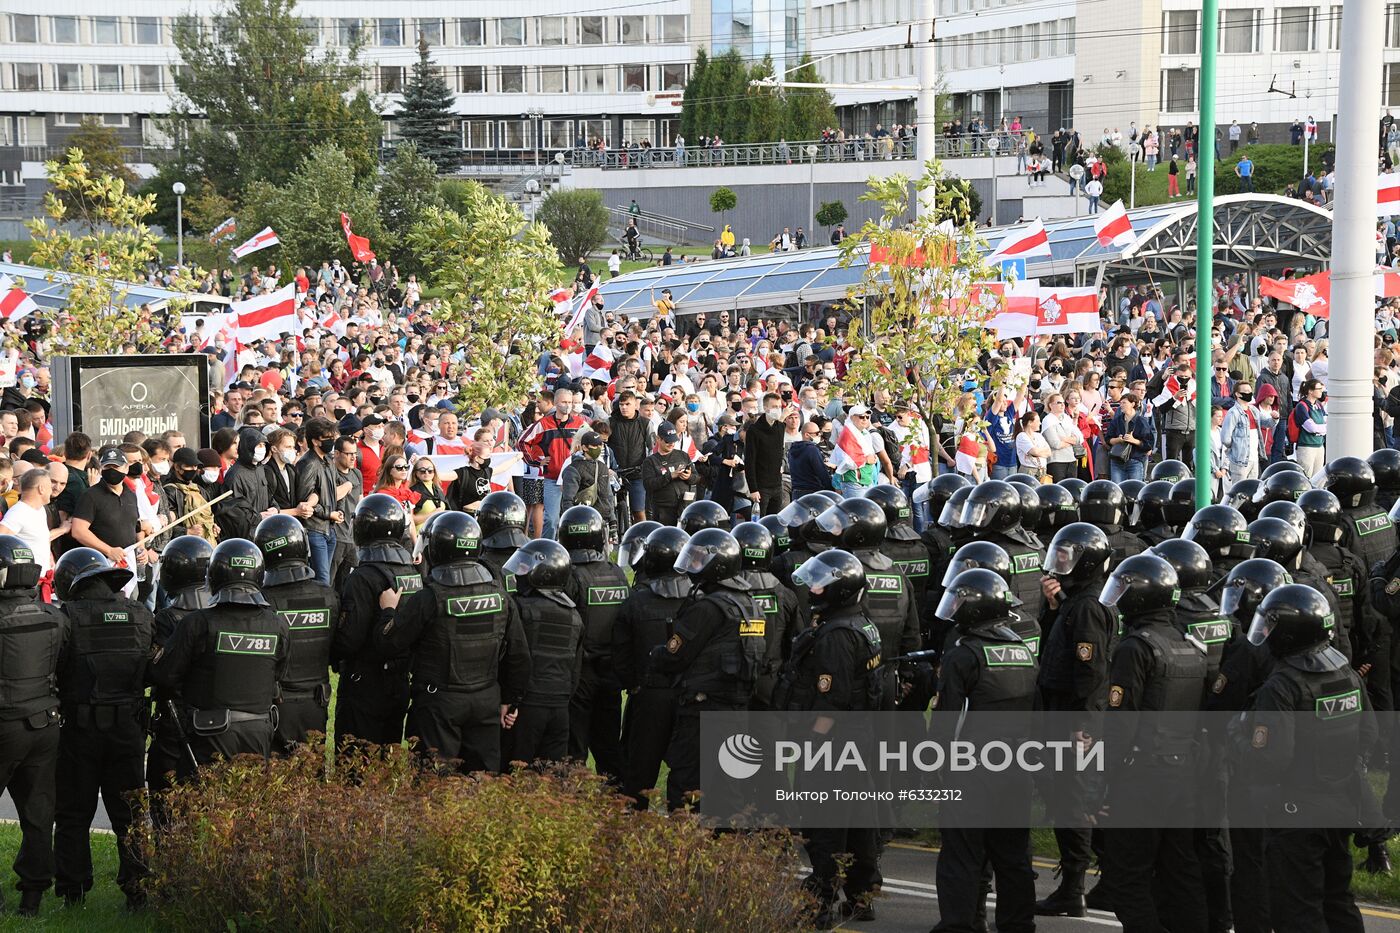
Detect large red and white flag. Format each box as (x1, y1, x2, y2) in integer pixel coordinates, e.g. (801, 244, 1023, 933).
(831, 420, 876, 475)
(0, 276, 39, 322)
(1380, 173, 1400, 217)
(985, 280, 1043, 337)
(584, 341, 614, 372)
(233, 283, 297, 343)
(988, 218, 1051, 262)
(340, 212, 376, 263)
(208, 216, 237, 244)
(549, 287, 573, 306)
(232, 226, 279, 259)
(562, 285, 598, 335)
(1033, 287, 1100, 335)
(1260, 271, 1331, 318)
(1094, 200, 1135, 247)
(1377, 268, 1400, 299)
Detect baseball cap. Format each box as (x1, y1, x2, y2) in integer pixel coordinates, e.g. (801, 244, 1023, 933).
(580, 431, 604, 449)
(173, 447, 201, 468)
(656, 423, 680, 443)
(338, 414, 364, 434)
(97, 447, 127, 469)
(847, 404, 872, 417)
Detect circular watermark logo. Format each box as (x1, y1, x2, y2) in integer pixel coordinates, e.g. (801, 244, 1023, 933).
(717, 733, 763, 780)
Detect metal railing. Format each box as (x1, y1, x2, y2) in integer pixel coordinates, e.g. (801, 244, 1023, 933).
(564, 132, 1032, 170)
(607, 206, 689, 246)
(15, 144, 177, 165)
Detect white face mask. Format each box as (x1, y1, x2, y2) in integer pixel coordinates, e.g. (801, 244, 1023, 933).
(281, 448, 297, 464)
(765, 408, 781, 423)
(368, 427, 384, 442)
(253, 445, 267, 464)
(202, 468, 221, 484)
(152, 461, 171, 476)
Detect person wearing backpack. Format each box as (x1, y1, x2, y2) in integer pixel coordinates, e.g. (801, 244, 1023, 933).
(1290, 379, 1328, 476)
(559, 432, 617, 531)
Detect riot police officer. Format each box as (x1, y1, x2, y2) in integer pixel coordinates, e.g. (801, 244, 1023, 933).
(1131, 481, 1177, 546)
(1248, 516, 1347, 657)
(779, 549, 884, 925)
(864, 485, 934, 619)
(1034, 482, 1080, 541)
(52, 548, 153, 909)
(679, 499, 728, 535)
(656, 528, 765, 811)
(960, 481, 1046, 623)
(1182, 504, 1253, 586)
(916, 473, 972, 580)
(254, 514, 339, 752)
(1118, 479, 1146, 533)
(1035, 522, 1115, 917)
(1253, 468, 1312, 508)
(1150, 458, 1191, 484)
(0, 537, 67, 916)
(503, 539, 583, 764)
(151, 539, 290, 767)
(616, 520, 661, 581)
(732, 521, 801, 710)
(1058, 477, 1088, 502)
(476, 491, 529, 584)
(559, 505, 630, 781)
(1300, 489, 1370, 670)
(1369, 448, 1400, 512)
(772, 493, 839, 624)
(1079, 479, 1147, 569)
(1098, 554, 1209, 931)
(1152, 538, 1229, 686)
(1243, 585, 1378, 933)
(937, 542, 1041, 655)
(1224, 478, 1264, 521)
(613, 526, 691, 808)
(758, 513, 791, 558)
(378, 511, 529, 773)
(146, 535, 211, 828)
(930, 567, 1038, 933)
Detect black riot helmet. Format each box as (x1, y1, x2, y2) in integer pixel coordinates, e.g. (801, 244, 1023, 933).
(941, 540, 1012, 587)
(1321, 456, 1377, 509)
(1034, 482, 1080, 537)
(254, 513, 313, 586)
(1165, 479, 1199, 528)
(1224, 478, 1264, 520)
(477, 491, 528, 549)
(54, 547, 132, 602)
(1079, 479, 1125, 527)
(1182, 504, 1250, 558)
(160, 535, 214, 593)
(960, 480, 1022, 534)
(1298, 489, 1345, 545)
(354, 493, 410, 548)
(558, 505, 607, 554)
(423, 510, 483, 567)
(641, 526, 690, 578)
(208, 538, 266, 602)
(673, 528, 742, 585)
(1014, 484, 1043, 532)
(1368, 448, 1400, 493)
(1006, 473, 1039, 488)
(1043, 522, 1113, 584)
(1261, 460, 1307, 480)
(732, 521, 775, 571)
(935, 568, 1021, 630)
(758, 514, 791, 555)
(921, 473, 973, 523)
(1131, 480, 1174, 529)
(1119, 479, 1146, 511)
(939, 486, 974, 529)
(793, 548, 869, 615)
(814, 498, 888, 550)
(1247, 584, 1335, 657)
(0, 535, 43, 592)
(863, 484, 915, 531)
(1257, 500, 1307, 537)
(1220, 558, 1293, 623)
(1253, 469, 1312, 506)
(1151, 459, 1191, 484)
(680, 499, 729, 535)
(617, 520, 662, 569)
(779, 493, 836, 546)
(1248, 516, 1305, 570)
(1100, 553, 1181, 617)
(1150, 538, 1213, 593)
(503, 539, 572, 592)
(1057, 476, 1088, 503)
(815, 490, 844, 507)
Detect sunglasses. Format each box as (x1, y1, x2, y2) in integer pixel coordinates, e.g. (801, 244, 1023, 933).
(391, 463, 409, 471)
(415, 468, 435, 476)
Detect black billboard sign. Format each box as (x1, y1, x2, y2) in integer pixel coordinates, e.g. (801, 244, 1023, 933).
(52, 354, 210, 450)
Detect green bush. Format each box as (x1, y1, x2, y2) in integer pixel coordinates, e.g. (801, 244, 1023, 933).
(137, 740, 812, 932)
(536, 189, 611, 263)
(1213, 142, 1331, 196)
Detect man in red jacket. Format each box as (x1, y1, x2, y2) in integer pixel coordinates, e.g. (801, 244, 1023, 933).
(521, 386, 588, 539)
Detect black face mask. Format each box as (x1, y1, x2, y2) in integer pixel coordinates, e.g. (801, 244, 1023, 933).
(318, 437, 336, 454)
(101, 468, 126, 487)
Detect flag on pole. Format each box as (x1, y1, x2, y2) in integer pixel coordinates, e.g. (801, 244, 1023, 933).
(987, 218, 1051, 261)
(549, 287, 573, 306)
(0, 277, 39, 323)
(340, 212, 376, 263)
(562, 285, 599, 335)
(231, 226, 279, 259)
(1093, 200, 1135, 247)
(208, 217, 237, 244)
(1380, 173, 1400, 217)
(233, 283, 297, 343)
(1376, 268, 1400, 299)
(1032, 287, 1101, 335)
(1260, 271, 1331, 318)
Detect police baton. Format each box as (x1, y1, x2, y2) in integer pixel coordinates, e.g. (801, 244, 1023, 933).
(165, 699, 200, 774)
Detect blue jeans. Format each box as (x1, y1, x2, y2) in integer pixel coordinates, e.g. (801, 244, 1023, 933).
(990, 464, 1016, 481)
(308, 529, 335, 586)
(1109, 457, 1146, 483)
(624, 477, 646, 515)
(543, 479, 563, 539)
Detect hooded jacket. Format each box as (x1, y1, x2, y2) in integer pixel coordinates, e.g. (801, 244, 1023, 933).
(216, 428, 270, 540)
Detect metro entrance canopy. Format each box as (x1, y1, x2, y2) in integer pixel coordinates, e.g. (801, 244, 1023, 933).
(596, 194, 1334, 319)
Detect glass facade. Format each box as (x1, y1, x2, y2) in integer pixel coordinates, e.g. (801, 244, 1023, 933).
(712, 0, 805, 71)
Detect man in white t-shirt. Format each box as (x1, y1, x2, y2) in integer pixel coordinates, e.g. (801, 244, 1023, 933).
(0, 469, 64, 575)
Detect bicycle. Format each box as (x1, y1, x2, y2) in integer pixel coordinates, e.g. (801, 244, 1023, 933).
(622, 242, 654, 264)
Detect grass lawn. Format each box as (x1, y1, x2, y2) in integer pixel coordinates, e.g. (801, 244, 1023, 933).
(0, 825, 151, 931)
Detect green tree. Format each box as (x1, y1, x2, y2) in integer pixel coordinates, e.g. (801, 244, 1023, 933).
(170, 0, 381, 196)
(709, 187, 738, 220)
(783, 56, 836, 141)
(706, 49, 751, 142)
(815, 200, 848, 231)
(397, 36, 459, 172)
(377, 143, 444, 271)
(535, 189, 610, 265)
(744, 57, 785, 144)
(679, 48, 709, 142)
(405, 189, 563, 415)
(54, 119, 139, 228)
(26, 150, 198, 354)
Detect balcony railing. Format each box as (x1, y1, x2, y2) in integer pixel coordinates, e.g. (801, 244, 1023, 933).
(563, 132, 1031, 170)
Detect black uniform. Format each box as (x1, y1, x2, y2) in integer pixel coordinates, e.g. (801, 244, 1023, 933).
(932, 621, 1038, 933)
(851, 546, 921, 708)
(656, 580, 765, 811)
(1310, 541, 1369, 665)
(984, 528, 1046, 625)
(1101, 609, 1209, 931)
(381, 562, 531, 773)
(0, 589, 68, 904)
(881, 527, 934, 619)
(772, 542, 821, 627)
(332, 542, 419, 747)
(744, 568, 803, 709)
(1243, 646, 1376, 933)
(146, 585, 208, 823)
(613, 576, 689, 808)
(564, 552, 630, 781)
(263, 575, 339, 751)
(480, 548, 517, 590)
(1340, 506, 1395, 709)
(505, 586, 584, 764)
(1102, 526, 1148, 571)
(54, 579, 154, 904)
(151, 600, 290, 766)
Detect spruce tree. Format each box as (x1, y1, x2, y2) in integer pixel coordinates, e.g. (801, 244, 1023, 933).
(680, 48, 708, 142)
(398, 35, 459, 172)
(783, 56, 837, 142)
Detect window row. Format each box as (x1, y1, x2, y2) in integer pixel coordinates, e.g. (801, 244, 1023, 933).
(8, 13, 163, 45)
(814, 1, 919, 35)
(5, 62, 179, 93)
(385, 116, 681, 150)
(822, 47, 916, 84)
(377, 63, 688, 96)
(936, 18, 1077, 72)
(1163, 7, 1350, 56)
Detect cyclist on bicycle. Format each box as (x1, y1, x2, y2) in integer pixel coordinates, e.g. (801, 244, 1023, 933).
(624, 220, 642, 261)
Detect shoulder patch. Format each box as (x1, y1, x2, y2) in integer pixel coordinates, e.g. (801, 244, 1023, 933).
(1251, 724, 1268, 749)
(817, 673, 833, 693)
(1211, 673, 1227, 695)
(1076, 641, 1094, 662)
(1386, 578, 1400, 596)
(1108, 685, 1123, 708)
(666, 633, 682, 654)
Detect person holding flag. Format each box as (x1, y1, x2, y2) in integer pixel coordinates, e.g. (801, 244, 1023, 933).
(1153, 360, 1198, 464)
(831, 406, 882, 497)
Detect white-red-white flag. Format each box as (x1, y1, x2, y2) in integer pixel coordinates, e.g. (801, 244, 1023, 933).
(584, 341, 614, 372)
(233, 283, 297, 343)
(1033, 287, 1100, 335)
(319, 307, 345, 336)
(563, 286, 599, 336)
(208, 216, 237, 244)
(1377, 268, 1400, 299)
(831, 420, 875, 475)
(988, 218, 1051, 261)
(1094, 200, 1135, 247)
(1152, 373, 1197, 409)
(0, 276, 39, 323)
(549, 287, 573, 306)
(954, 434, 982, 476)
(488, 451, 526, 491)
(1380, 173, 1400, 217)
(232, 226, 279, 259)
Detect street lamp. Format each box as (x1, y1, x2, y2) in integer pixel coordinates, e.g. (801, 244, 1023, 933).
(171, 181, 186, 268)
(555, 150, 566, 184)
(806, 144, 819, 238)
(986, 135, 1001, 225)
(1127, 142, 1142, 209)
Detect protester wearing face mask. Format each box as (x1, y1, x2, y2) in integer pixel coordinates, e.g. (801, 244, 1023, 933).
(1220, 380, 1277, 484)
(211, 427, 273, 542)
(293, 418, 343, 586)
(162, 447, 218, 543)
(357, 414, 386, 497)
(69, 447, 147, 570)
(744, 392, 789, 517)
(559, 431, 617, 528)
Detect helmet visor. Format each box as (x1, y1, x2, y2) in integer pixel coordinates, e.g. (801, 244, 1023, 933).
(1219, 583, 1248, 619)
(1246, 609, 1276, 647)
(792, 558, 843, 596)
(960, 501, 992, 528)
(1128, 501, 1149, 528)
(502, 548, 546, 579)
(1043, 542, 1082, 575)
(1098, 574, 1129, 609)
(934, 588, 963, 622)
(673, 541, 713, 576)
(777, 500, 816, 528)
(1180, 523, 1203, 545)
(813, 510, 845, 538)
(616, 538, 647, 569)
(938, 500, 964, 528)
